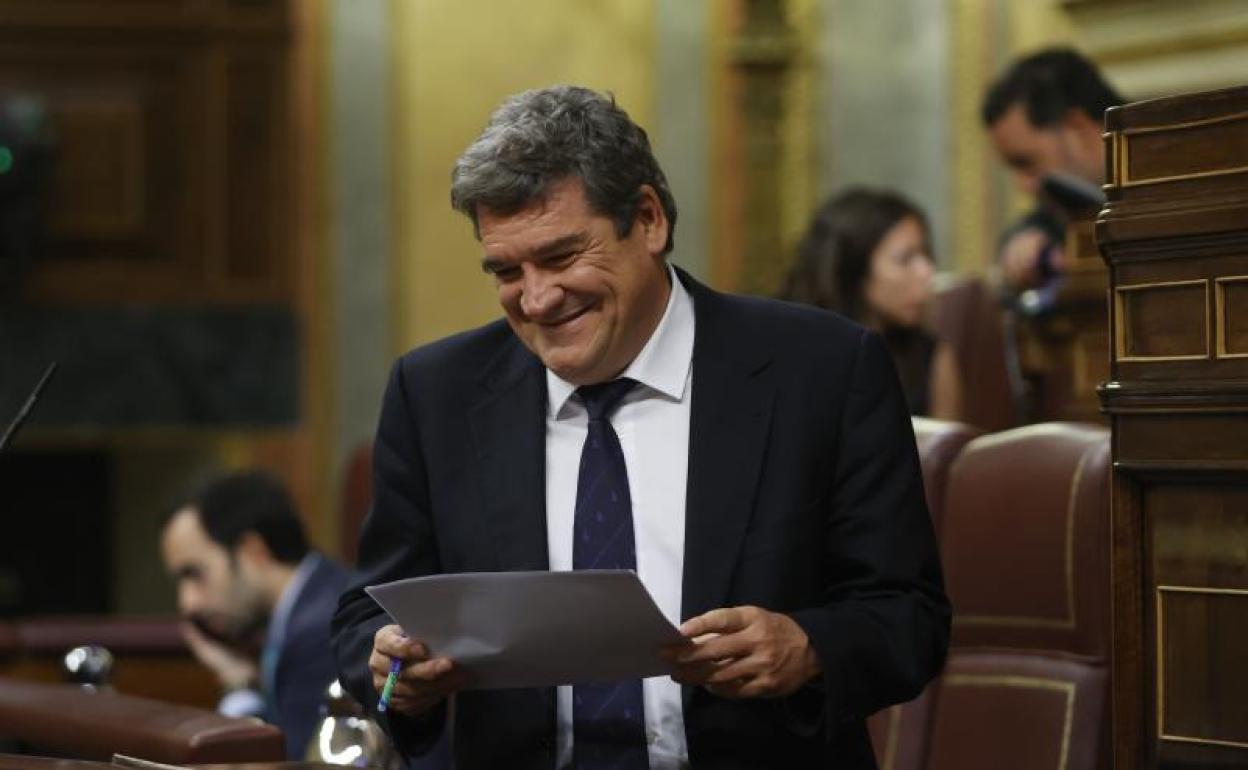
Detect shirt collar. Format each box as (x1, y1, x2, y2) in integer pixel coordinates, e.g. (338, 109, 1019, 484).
(547, 263, 695, 418)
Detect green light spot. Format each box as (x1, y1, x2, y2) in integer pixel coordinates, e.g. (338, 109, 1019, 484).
(0, 146, 12, 174)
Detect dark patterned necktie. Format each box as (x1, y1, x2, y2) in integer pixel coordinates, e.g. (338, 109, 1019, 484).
(572, 378, 649, 770)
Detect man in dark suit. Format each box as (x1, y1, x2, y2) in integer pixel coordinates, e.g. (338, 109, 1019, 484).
(161, 470, 351, 759)
(981, 48, 1122, 294)
(333, 85, 949, 769)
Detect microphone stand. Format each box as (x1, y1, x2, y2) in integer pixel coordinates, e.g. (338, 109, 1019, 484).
(0, 361, 57, 453)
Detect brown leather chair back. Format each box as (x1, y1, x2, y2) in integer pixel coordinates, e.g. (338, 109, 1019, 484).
(923, 653, 1108, 770)
(923, 423, 1112, 770)
(928, 276, 1017, 433)
(942, 423, 1111, 656)
(868, 687, 937, 770)
(0, 676, 284, 764)
(910, 417, 981, 535)
(868, 418, 979, 770)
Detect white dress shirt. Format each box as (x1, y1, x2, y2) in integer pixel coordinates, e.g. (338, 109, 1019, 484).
(545, 264, 694, 770)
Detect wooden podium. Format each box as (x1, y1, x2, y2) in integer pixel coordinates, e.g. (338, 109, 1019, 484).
(1016, 214, 1111, 423)
(1098, 85, 1248, 769)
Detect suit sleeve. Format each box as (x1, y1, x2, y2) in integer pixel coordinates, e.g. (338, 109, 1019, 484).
(331, 358, 447, 756)
(788, 329, 951, 728)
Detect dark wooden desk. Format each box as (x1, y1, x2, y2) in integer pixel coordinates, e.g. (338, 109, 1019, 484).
(0, 677, 283, 764)
(0, 758, 341, 770)
(1099, 84, 1248, 770)
(190, 758, 341, 763)
(0, 617, 218, 709)
(0, 755, 112, 769)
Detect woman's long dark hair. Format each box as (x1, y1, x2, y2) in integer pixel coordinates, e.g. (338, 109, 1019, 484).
(780, 187, 930, 325)
(781, 187, 938, 414)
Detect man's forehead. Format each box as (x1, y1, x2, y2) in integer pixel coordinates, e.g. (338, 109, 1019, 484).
(478, 184, 604, 261)
(992, 105, 1055, 144)
(163, 507, 223, 555)
(477, 178, 591, 227)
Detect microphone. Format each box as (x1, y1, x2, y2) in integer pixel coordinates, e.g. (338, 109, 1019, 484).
(0, 361, 57, 453)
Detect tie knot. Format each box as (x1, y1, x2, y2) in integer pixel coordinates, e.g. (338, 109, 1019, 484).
(576, 378, 636, 422)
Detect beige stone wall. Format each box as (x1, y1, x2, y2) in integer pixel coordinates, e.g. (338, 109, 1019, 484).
(388, 0, 658, 353)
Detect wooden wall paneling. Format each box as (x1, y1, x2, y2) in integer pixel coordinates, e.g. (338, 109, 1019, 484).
(0, 0, 293, 305)
(0, 0, 326, 613)
(0, 41, 205, 301)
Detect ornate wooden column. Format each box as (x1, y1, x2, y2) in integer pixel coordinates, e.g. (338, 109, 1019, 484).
(711, 0, 815, 295)
(1098, 85, 1248, 769)
(732, 0, 794, 296)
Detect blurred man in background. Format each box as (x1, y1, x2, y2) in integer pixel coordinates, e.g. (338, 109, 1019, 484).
(981, 47, 1122, 293)
(160, 470, 350, 759)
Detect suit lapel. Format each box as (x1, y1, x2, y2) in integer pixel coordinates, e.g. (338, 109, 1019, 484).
(468, 339, 550, 572)
(680, 276, 776, 624)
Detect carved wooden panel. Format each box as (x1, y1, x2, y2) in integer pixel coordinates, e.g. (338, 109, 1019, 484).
(1099, 85, 1248, 770)
(47, 98, 145, 239)
(1121, 111, 1248, 186)
(1216, 276, 1248, 358)
(1157, 589, 1248, 749)
(1148, 482, 1248, 752)
(0, 0, 293, 304)
(0, 45, 197, 270)
(1114, 280, 1208, 361)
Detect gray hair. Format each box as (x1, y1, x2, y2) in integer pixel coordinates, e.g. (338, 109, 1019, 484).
(450, 85, 677, 254)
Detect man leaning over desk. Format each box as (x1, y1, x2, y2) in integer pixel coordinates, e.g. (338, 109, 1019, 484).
(332, 85, 950, 770)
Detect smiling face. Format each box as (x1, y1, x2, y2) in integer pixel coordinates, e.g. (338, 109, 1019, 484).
(478, 177, 671, 386)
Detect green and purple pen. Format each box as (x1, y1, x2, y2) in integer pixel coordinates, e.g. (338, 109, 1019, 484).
(377, 656, 402, 713)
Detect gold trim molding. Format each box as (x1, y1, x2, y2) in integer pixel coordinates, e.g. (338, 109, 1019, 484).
(1113, 279, 1211, 363)
(943, 673, 1075, 770)
(1118, 110, 1248, 188)
(1215, 276, 1248, 360)
(1155, 585, 1248, 750)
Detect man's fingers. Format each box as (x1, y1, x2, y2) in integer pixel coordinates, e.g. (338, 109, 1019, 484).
(679, 606, 754, 639)
(403, 656, 456, 682)
(368, 642, 430, 678)
(372, 656, 467, 716)
(670, 628, 755, 664)
(386, 661, 467, 703)
(374, 624, 427, 659)
(700, 655, 767, 686)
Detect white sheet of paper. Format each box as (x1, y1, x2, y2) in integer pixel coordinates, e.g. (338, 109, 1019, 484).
(366, 570, 686, 690)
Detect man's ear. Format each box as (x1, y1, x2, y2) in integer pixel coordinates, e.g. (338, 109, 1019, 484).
(634, 184, 670, 257)
(1062, 107, 1102, 137)
(233, 531, 273, 570)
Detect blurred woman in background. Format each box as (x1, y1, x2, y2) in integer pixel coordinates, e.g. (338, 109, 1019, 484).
(781, 187, 962, 420)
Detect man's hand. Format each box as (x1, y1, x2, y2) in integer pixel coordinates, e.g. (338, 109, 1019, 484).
(1000, 226, 1062, 291)
(180, 620, 258, 692)
(370, 624, 466, 717)
(661, 606, 821, 699)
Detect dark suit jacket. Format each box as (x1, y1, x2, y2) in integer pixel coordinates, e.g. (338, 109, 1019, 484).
(272, 553, 351, 759)
(333, 269, 950, 769)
